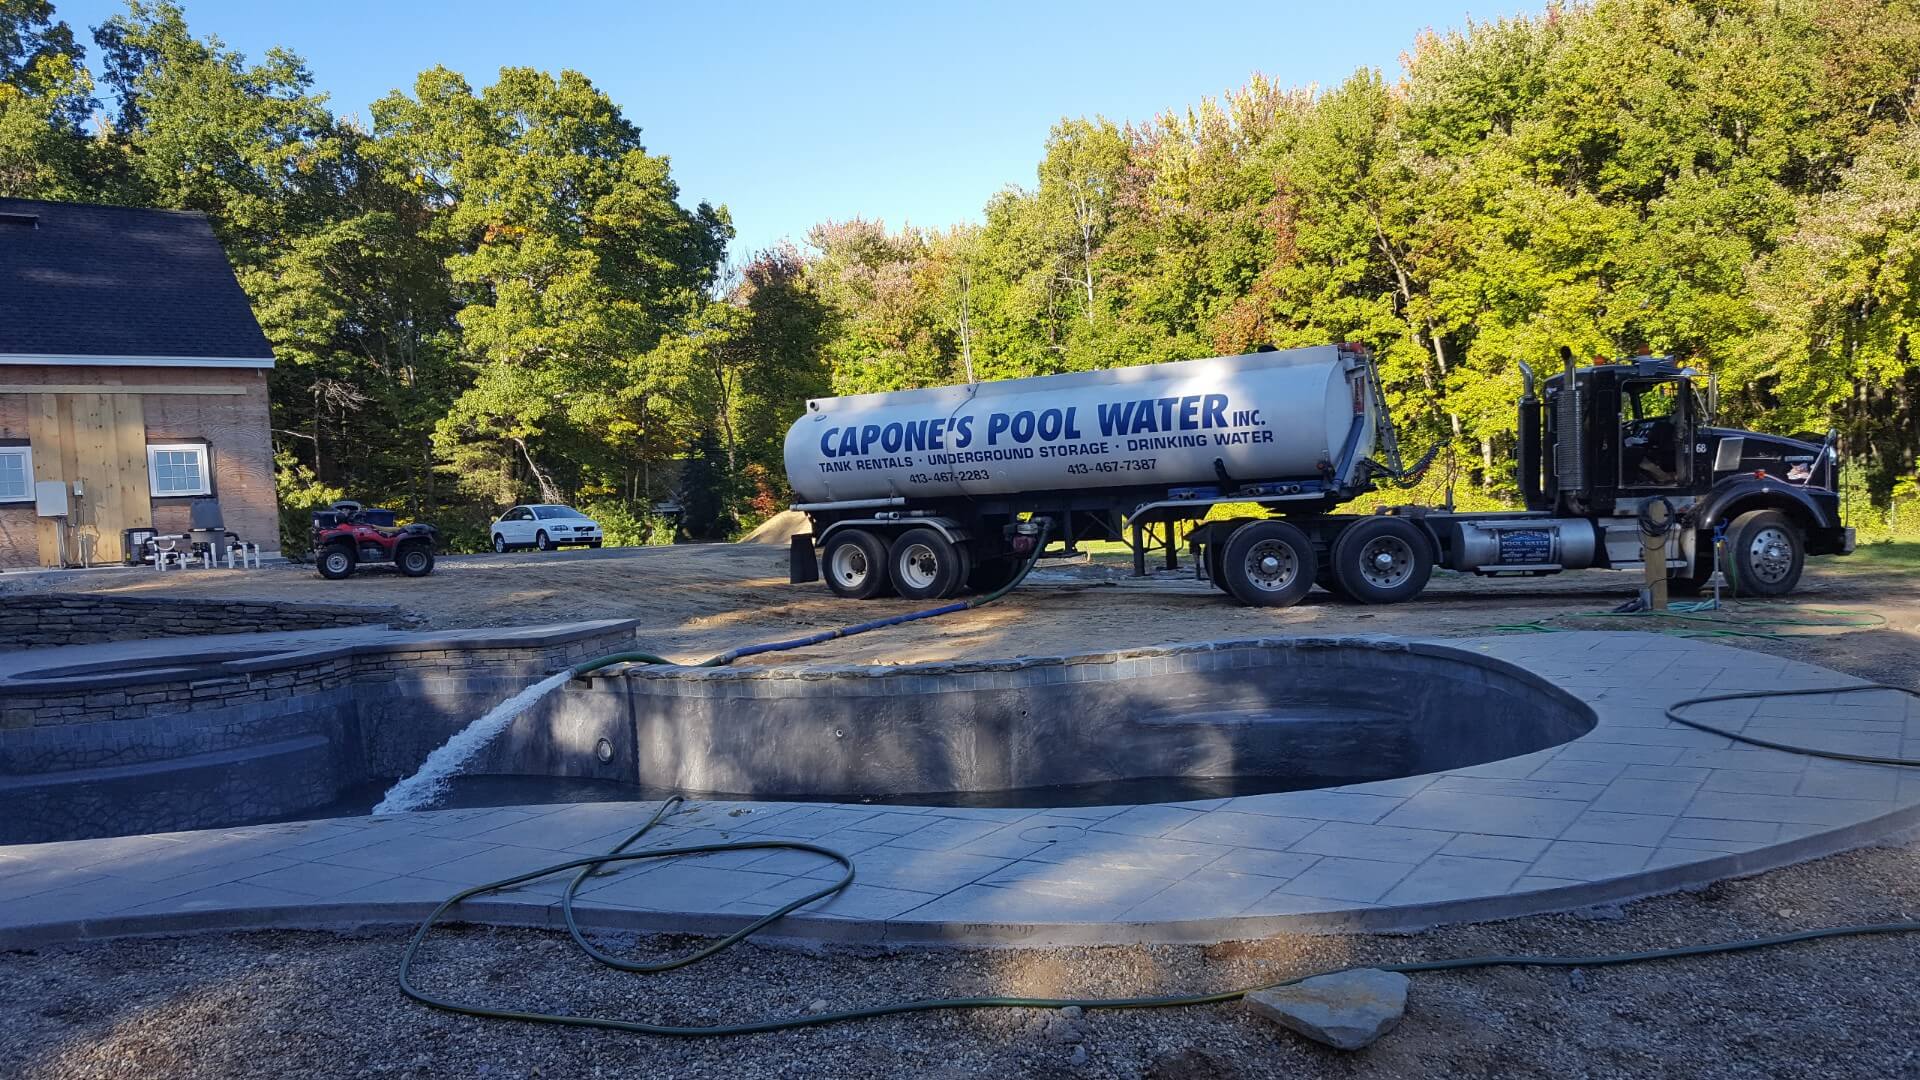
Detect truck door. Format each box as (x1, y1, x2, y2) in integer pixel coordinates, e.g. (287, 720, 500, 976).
(1618, 378, 1691, 491)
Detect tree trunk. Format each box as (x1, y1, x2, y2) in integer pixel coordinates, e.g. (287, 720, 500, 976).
(514, 438, 562, 503)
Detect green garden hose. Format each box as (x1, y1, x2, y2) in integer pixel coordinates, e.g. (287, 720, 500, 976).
(394, 522, 1920, 1041)
(569, 520, 1054, 679)
(399, 795, 1920, 1038)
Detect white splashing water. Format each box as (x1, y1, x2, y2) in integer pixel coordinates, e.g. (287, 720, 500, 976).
(372, 670, 574, 815)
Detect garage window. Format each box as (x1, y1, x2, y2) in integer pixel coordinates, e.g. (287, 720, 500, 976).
(147, 443, 211, 496)
(0, 446, 30, 503)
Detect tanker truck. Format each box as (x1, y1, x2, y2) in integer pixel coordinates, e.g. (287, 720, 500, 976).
(781, 343, 1854, 607)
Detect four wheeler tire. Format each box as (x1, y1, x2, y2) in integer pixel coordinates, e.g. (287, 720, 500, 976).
(1330, 516, 1433, 604)
(535, 530, 554, 552)
(316, 544, 357, 580)
(397, 542, 435, 577)
(492, 533, 510, 553)
(821, 528, 894, 600)
(889, 527, 964, 602)
(1219, 520, 1316, 607)
(967, 555, 1022, 596)
(1720, 509, 1804, 597)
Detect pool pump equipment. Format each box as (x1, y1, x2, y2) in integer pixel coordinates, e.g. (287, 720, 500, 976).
(781, 343, 1854, 607)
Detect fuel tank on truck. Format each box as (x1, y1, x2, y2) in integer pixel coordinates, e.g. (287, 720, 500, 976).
(783, 344, 1378, 505)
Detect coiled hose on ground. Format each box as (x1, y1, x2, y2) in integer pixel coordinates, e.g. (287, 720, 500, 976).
(398, 518, 1920, 1040)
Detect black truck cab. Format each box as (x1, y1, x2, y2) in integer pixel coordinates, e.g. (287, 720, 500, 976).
(1521, 354, 1852, 594)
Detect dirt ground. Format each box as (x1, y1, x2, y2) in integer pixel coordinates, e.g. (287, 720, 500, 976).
(2, 837, 1918, 1079)
(3, 542, 1917, 1078)
(4, 541, 1916, 688)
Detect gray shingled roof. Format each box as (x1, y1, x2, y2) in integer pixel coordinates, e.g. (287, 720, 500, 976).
(0, 197, 274, 362)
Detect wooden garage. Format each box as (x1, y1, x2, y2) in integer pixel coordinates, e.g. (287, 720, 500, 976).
(0, 198, 280, 570)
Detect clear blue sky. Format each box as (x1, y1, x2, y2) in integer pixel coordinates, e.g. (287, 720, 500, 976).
(56, 0, 1525, 259)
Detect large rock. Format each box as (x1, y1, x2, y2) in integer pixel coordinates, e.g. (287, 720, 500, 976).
(1242, 968, 1409, 1051)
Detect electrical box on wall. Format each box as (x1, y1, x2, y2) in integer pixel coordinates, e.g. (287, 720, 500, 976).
(34, 480, 68, 517)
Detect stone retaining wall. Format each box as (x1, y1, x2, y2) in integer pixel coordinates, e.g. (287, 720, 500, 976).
(0, 593, 422, 649)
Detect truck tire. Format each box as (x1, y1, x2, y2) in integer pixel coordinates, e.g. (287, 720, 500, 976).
(1203, 542, 1232, 593)
(317, 543, 357, 580)
(1667, 538, 1713, 596)
(1315, 571, 1352, 600)
(1721, 509, 1804, 597)
(1330, 517, 1433, 604)
(822, 529, 893, 599)
(397, 543, 435, 577)
(889, 528, 963, 601)
(1220, 520, 1316, 607)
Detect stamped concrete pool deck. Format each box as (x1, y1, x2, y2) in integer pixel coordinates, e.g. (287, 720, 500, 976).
(1, 631, 1915, 948)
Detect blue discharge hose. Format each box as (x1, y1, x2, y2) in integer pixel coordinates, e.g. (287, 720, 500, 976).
(395, 522, 1920, 1041)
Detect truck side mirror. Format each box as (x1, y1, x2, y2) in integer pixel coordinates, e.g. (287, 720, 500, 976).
(1706, 372, 1718, 424)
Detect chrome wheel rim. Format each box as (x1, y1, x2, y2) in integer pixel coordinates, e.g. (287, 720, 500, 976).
(1748, 526, 1795, 584)
(493, 536, 505, 552)
(1357, 535, 1415, 590)
(829, 544, 870, 589)
(1242, 539, 1299, 592)
(897, 543, 940, 591)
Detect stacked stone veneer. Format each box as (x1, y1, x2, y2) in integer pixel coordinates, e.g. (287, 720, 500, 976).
(0, 593, 423, 649)
(0, 622, 636, 843)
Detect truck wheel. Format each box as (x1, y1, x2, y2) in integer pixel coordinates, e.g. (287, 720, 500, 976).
(822, 529, 893, 599)
(397, 543, 435, 577)
(1721, 510, 1804, 596)
(889, 528, 963, 601)
(945, 545, 974, 599)
(1220, 520, 1316, 607)
(1203, 542, 1232, 593)
(1330, 517, 1433, 604)
(316, 544, 357, 580)
(1667, 539, 1713, 596)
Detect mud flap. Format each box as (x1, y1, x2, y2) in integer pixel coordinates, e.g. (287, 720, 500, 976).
(789, 534, 819, 584)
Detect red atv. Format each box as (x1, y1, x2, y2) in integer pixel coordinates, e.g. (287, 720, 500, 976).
(309, 501, 438, 580)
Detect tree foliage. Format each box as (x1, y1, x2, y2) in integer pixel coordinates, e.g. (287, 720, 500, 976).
(2, 0, 1916, 543)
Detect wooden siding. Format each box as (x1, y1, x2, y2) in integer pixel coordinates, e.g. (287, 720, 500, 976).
(0, 364, 278, 569)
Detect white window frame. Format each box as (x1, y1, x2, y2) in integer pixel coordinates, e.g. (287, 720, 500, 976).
(0, 445, 31, 503)
(146, 442, 212, 497)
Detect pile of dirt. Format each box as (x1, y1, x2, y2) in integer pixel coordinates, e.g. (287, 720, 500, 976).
(740, 509, 810, 546)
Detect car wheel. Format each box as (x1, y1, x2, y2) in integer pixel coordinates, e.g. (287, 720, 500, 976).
(536, 530, 553, 551)
(492, 533, 508, 553)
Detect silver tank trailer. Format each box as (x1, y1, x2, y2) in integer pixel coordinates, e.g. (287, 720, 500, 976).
(784, 344, 1378, 505)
